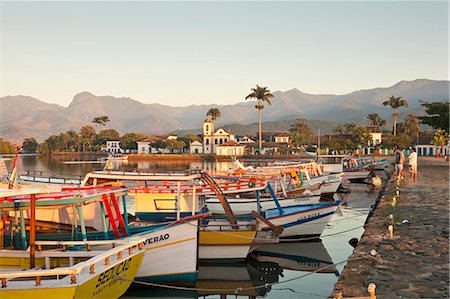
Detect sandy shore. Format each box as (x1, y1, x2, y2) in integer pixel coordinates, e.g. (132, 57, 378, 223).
(331, 157, 449, 298)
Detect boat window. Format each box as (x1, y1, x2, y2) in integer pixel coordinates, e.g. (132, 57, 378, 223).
(154, 199, 177, 210)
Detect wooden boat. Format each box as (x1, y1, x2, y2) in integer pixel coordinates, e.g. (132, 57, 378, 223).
(231, 159, 343, 196)
(205, 192, 322, 215)
(129, 172, 341, 239)
(0, 238, 145, 299)
(173, 179, 341, 239)
(81, 170, 282, 261)
(0, 185, 205, 284)
(259, 201, 341, 238)
(316, 155, 373, 183)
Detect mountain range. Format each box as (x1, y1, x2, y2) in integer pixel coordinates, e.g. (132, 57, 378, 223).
(0, 79, 448, 143)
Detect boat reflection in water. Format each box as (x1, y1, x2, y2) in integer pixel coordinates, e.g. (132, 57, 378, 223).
(122, 256, 282, 298)
(252, 240, 339, 276)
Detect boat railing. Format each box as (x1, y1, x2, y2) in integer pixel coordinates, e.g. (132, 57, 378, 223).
(19, 170, 83, 185)
(0, 238, 145, 288)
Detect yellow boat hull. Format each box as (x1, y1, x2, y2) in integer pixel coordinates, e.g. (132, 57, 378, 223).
(199, 230, 256, 246)
(0, 251, 144, 299)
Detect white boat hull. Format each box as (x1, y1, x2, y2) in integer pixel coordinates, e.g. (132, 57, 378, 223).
(307, 174, 343, 195)
(131, 220, 199, 282)
(344, 171, 371, 182)
(260, 203, 340, 238)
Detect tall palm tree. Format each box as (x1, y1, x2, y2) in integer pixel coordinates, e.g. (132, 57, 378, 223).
(245, 85, 274, 154)
(366, 113, 386, 128)
(382, 96, 409, 137)
(206, 108, 222, 121)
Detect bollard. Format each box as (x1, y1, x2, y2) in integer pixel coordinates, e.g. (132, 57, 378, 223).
(392, 197, 397, 207)
(90, 264, 95, 274)
(388, 225, 394, 238)
(105, 257, 109, 266)
(395, 189, 399, 197)
(389, 214, 394, 220)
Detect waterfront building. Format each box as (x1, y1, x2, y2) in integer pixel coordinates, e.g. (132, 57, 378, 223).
(367, 127, 382, 146)
(202, 119, 235, 154)
(189, 140, 203, 154)
(104, 140, 124, 154)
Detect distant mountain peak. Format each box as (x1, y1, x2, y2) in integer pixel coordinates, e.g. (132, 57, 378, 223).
(1, 79, 448, 143)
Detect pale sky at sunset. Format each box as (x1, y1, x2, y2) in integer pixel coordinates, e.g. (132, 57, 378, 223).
(1, 1, 448, 106)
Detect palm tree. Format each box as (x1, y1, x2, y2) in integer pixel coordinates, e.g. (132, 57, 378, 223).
(92, 115, 110, 127)
(206, 108, 222, 121)
(382, 96, 409, 137)
(366, 113, 386, 129)
(403, 114, 420, 143)
(431, 129, 449, 158)
(245, 85, 274, 154)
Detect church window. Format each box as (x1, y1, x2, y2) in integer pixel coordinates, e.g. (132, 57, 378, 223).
(206, 139, 209, 145)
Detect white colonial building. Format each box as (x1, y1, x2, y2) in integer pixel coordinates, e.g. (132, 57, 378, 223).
(202, 119, 236, 154)
(189, 141, 203, 154)
(105, 140, 124, 154)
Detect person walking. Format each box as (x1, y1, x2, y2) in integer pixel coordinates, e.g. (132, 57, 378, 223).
(408, 148, 418, 181)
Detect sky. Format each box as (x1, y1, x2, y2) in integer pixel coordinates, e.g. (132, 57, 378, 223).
(0, 1, 448, 107)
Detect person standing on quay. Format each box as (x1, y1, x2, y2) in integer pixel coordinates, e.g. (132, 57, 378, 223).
(408, 148, 418, 181)
(394, 148, 405, 179)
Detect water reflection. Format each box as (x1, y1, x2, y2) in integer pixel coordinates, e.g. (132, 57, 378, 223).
(252, 240, 338, 276)
(122, 256, 282, 298)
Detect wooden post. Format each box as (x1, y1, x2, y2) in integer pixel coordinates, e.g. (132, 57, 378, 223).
(176, 182, 181, 221)
(192, 185, 196, 216)
(19, 210, 27, 250)
(30, 194, 36, 269)
(99, 202, 109, 240)
(13, 210, 19, 248)
(121, 195, 129, 233)
(76, 205, 87, 242)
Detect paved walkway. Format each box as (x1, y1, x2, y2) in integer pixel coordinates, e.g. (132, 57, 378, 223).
(332, 157, 449, 298)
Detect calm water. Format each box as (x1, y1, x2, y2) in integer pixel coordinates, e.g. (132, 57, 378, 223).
(4, 155, 386, 299)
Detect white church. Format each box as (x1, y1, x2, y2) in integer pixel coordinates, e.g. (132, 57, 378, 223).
(190, 119, 245, 155)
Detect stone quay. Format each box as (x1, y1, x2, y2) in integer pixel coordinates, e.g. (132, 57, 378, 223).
(331, 157, 449, 298)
